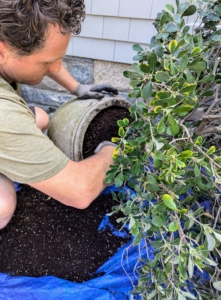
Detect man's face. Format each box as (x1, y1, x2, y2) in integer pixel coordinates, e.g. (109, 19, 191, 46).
(0, 24, 71, 85)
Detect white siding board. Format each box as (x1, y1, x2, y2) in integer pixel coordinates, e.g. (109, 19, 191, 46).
(84, 0, 92, 14)
(119, 0, 153, 19)
(103, 17, 130, 41)
(114, 41, 149, 64)
(72, 37, 115, 61)
(80, 16, 103, 39)
(91, 0, 120, 16)
(129, 19, 154, 44)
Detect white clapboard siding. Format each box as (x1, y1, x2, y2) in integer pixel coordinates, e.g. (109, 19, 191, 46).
(67, 0, 194, 64)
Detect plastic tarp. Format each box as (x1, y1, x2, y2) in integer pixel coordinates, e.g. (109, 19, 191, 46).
(0, 239, 149, 300)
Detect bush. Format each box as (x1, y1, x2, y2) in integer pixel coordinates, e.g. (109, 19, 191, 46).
(106, 0, 221, 299)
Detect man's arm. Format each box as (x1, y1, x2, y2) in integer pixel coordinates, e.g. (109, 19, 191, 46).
(29, 145, 115, 209)
(47, 65, 79, 92)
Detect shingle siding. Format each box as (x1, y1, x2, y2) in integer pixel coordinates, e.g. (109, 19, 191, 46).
(67, 0, 191, 63)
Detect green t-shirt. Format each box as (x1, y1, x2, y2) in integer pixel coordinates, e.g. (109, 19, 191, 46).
(0, 76, 69, 184)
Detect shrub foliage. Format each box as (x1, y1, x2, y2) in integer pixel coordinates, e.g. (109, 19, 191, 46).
(106, 0, 221, 299)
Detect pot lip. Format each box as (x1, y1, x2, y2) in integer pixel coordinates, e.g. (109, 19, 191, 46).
(73, 96, 132, 161)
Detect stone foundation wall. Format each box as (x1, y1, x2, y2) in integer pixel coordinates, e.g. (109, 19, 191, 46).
(21, 56, 132, 112)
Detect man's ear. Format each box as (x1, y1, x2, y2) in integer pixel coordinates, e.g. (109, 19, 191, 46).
(0, 41, 10, 64)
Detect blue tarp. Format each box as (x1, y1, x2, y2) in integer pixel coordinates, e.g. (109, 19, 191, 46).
(0, 238, 149, 300)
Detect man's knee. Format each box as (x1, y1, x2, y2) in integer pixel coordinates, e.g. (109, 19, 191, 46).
(0, 174, 17, 229)
(34, 107, 49, 132)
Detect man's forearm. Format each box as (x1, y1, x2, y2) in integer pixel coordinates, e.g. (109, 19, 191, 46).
(30, 145, 116, 209)
(47, 65, 79, 92)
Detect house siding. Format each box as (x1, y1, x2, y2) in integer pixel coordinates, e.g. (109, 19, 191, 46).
(67, 0, 189, 63)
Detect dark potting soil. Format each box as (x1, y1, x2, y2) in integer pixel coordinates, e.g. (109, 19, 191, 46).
(0, 105, 132, 282)
(0, 185, 130, 282)
(83, 106, 132, 158)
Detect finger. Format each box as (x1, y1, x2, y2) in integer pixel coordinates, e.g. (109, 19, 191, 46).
(88, 92, 105, 99)
(90, 85, 118, 95)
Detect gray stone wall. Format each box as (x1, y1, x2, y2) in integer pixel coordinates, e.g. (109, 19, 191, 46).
(21, 56, 132, 112)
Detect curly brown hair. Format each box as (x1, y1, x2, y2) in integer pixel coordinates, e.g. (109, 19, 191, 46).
(0, 0, 85, 55)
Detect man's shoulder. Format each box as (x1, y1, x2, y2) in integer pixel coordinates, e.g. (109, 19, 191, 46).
(0, 77, 29, 113)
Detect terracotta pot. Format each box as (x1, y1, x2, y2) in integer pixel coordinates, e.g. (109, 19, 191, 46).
(48, 95, 131, 161)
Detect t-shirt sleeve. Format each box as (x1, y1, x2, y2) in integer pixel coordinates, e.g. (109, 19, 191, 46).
(0, 99, 69, 184)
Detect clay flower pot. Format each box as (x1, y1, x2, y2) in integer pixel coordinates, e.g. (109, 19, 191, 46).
(48, 95, 131, 161)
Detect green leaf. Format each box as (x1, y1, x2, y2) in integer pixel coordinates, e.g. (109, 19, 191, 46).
(152, 215, 164, 227)
(182, 25, 190, 34)
(173, 105, 193, 115)
(157, 117, 166, 133)
(133, 44, 143, 52)
(178, 293, 186, 300)
(181, 291, 196, 299)
(168, 114, 179, 136)
(154, 45, 164, 58)
(179, 84, 196, 93)
(129, 217, 136, 229)
(179, 150, 194, 159)
(141, 82, 152, 100)
(148, 52, 157, 70)
(117, 120, 126, 127)
(169, 40, 178, 54)
(118, 127, 125, 137)
(194, 164, 200, 177)
(213, 231, 221, 242)
(152, 137, 164, 150)
(130, 223, 139, 236)
(132, 161, 140, 176)
(205, 232, 216, 251)
(169, 221, 179, 232)
(180, 54, 188, 72)
(207, 12, 220, 21)
(166, 23, 179, 33)
(213, 281, 221, 292)
(162, 194, 177, 211)
(165, 3, 175, 14)
(177, 49, 190, 58)
(114, 172, 124, 187)
(178, 258, 188, 279)
(200, 90, 214, 97)
(206, 146, 216, 155)
(123, 70, 131, 78)
(146, 291, 156, 299)
(215, 4, 221, 16)
(188, 255, 194, 278)
(182, 5, 197, 16)
(133, 231, 143, 246)
(199, 74, 215, 83)
(160, 13, 167, 27)
(123, 118, 129, 126)
(191, 47, 201, 56)
(188, 61, 206, 72)
(133, 54, 143, 61)
(155, 71, 171, 82)
(123, 206, 131, 215)
(139, 63, 151, 73)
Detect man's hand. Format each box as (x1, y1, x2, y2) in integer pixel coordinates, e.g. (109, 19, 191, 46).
(94, 141, 117, 154)
(72, 83, 118, 100)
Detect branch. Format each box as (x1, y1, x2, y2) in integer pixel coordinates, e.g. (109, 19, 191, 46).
(195, 125, 221, 135)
